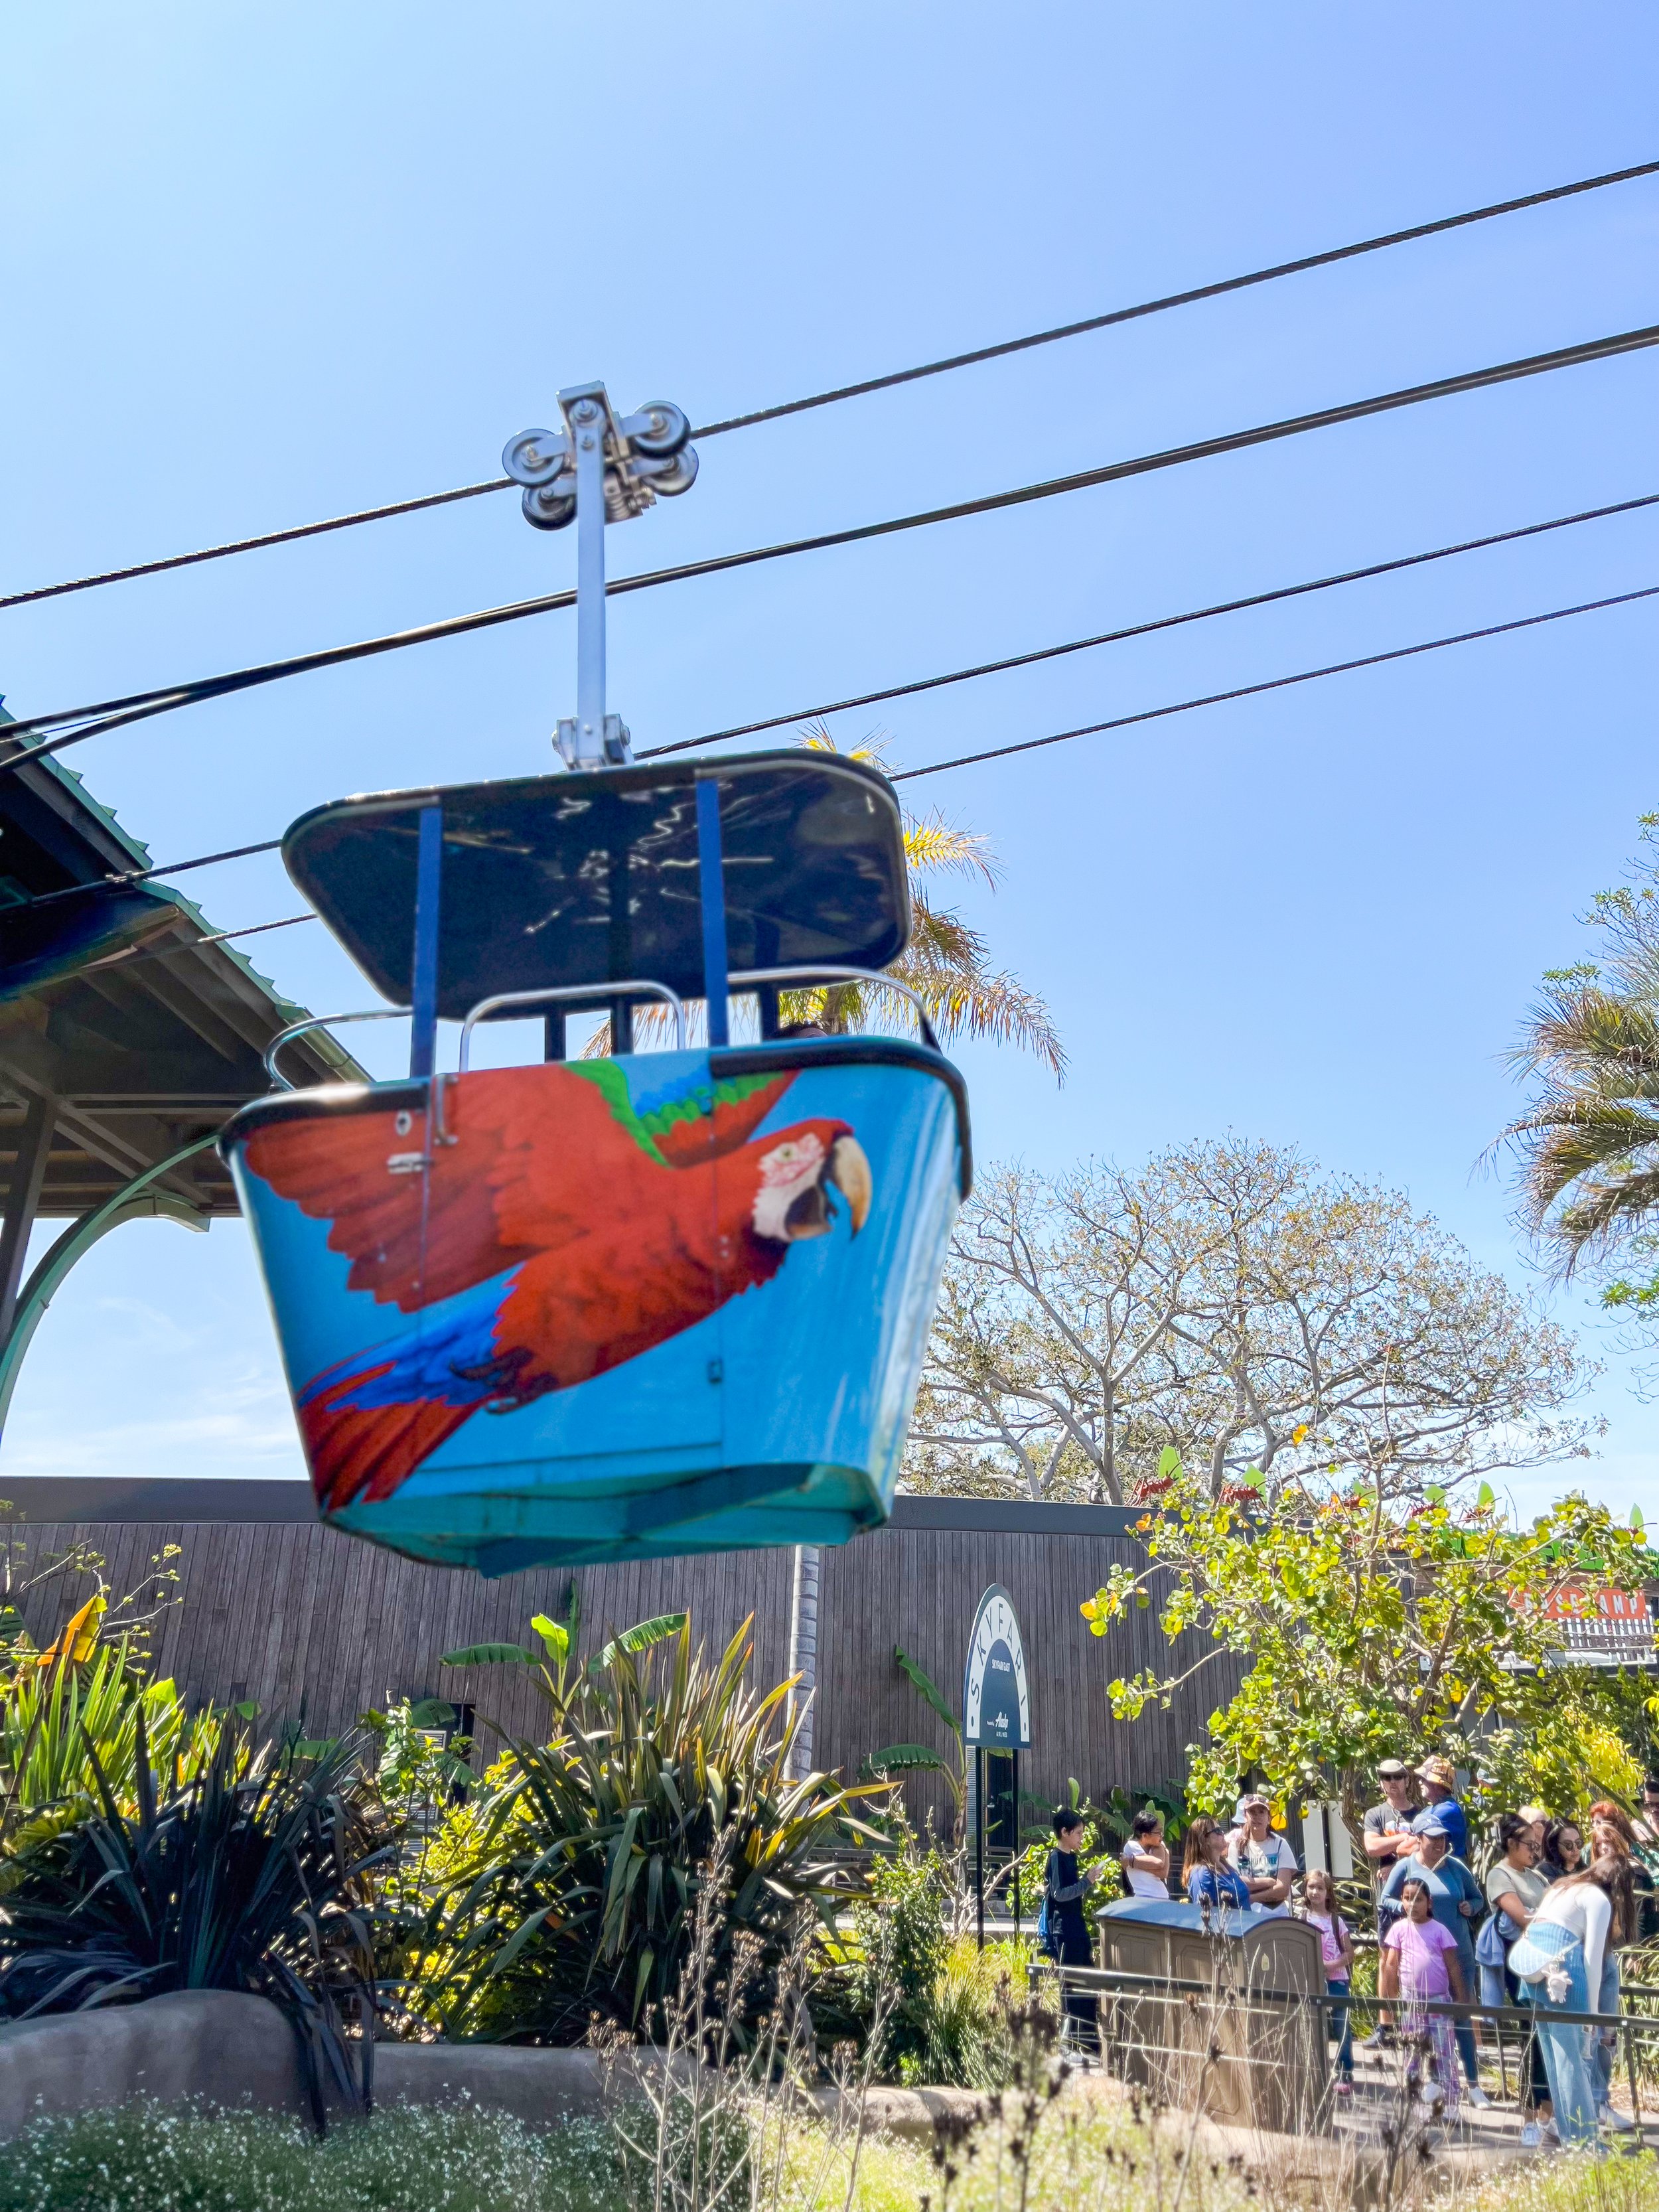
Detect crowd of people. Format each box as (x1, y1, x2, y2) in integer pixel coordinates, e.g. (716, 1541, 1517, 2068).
(1041, 1764, 1659, 2146)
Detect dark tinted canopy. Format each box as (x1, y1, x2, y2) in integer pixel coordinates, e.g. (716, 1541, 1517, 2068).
(283, 751, 910, 1019)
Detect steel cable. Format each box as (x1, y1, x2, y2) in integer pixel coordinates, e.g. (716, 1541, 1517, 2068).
(4, 156, 1654, 613)
(5, 321, 1657, 770)
(13, 583, 1654, 916)
(890, 584, 1659, 781)
(638, 491, 1659, 757)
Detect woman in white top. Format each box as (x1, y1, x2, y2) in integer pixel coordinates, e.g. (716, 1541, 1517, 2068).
(1511, 1859, 1632, 2146)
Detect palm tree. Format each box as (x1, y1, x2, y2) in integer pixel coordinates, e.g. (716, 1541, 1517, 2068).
(1498, 818, 1659, 1276)
(589, 727, 1066, 1078)
(1499, 983, 1659, 1274)
(786, 728, 1064, 1075)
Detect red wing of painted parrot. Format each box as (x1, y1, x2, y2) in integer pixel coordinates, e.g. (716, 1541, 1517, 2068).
(242, 1065, 871, 1511)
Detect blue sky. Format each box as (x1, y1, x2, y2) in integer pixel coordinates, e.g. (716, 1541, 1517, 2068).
(1, 3, 1656, 1523)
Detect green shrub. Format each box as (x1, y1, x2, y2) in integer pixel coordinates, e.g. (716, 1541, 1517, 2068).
(1007, 1813, 1123, 1919)
(2, 1642, 218, 1867)
(0, 1722, 390, 2121)
(815, 1839, 1034, 2086)
(0, 2100, 626, 2212)
(399, 1615, 881, 2046)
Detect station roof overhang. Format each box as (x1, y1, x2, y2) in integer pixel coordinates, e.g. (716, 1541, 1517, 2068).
(0, 713, 362, 1222)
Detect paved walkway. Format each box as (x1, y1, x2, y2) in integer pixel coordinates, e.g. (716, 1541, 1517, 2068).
(1334, 2036, 1658, 2159)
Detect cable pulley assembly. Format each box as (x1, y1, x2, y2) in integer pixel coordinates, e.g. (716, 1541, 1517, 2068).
(502, 394, 697, 531)
(502, 384, 700, 767)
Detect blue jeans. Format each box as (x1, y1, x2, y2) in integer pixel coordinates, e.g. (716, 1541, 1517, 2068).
(1590, 1951, 1619, 2108)
(1327, 1979, 1353, 2079)
(1520, 1925, 1598, 2145)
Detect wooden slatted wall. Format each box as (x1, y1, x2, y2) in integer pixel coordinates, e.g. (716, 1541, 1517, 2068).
(8, 1512, 1232, 1814)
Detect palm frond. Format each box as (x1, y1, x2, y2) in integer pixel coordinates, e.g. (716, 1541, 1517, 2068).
(1507, 984, 1659, 1083)
(895, 945, 1066, 1078)
(797, 718, 888, 766)
(903, 810, 999, 890)
(1498, 968, 1659, 1270)
(577, 728, 1062, 1077)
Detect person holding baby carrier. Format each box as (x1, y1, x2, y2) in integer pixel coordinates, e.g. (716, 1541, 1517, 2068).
(1506, 1855, 1632, 2146)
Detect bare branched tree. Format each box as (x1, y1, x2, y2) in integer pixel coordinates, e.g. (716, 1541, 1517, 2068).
(907, 1137, 1598, 1505)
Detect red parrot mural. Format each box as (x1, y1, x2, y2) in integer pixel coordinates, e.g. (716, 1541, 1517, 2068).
(242, 1064, 873, 1513)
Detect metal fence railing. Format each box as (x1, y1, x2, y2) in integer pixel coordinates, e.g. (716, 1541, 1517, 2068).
(1030, 1958, 1659, 2139)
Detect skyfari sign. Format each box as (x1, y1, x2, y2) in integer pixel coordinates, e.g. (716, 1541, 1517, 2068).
(962, 1583, 1031, 1750)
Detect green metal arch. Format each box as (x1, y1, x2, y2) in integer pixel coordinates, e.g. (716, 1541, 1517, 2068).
(0, 1134, 216, 1439)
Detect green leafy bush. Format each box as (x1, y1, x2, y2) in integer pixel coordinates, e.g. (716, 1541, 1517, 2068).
(1, 1643, 219, 1866)
(1007, 1808, 1123, 1921)
(398, 1613, 881, 2045)
(815, 1838, 1033, 2086)
(0, 1720, 390, 2120)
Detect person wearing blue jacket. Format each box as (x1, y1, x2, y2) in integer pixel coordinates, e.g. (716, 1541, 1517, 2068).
(1380, 1818, 1491, 2106)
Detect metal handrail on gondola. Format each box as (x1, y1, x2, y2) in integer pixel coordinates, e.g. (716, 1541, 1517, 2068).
(264, 1006, 413, 1089)
(456, 980, 688, 1070)
(728, 965, 942, 1053)
(262, 966, 943, 1157)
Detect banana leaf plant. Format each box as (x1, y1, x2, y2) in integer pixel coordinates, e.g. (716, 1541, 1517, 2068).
(0, 1712, 394, 2128)
(859, 1644, 968, 1837)
(399, 1613, 885, 2046)
(439, 1583, 685, 1712)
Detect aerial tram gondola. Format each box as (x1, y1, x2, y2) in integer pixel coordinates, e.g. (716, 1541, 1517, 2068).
(222, 384, 970, 1574)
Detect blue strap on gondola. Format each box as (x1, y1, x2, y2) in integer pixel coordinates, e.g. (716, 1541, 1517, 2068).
(695, 777, 729, 1049)
(409, 804, 443, 1080)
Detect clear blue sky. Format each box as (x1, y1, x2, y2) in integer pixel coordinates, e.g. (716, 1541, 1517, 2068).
(1, 3, 1655, 1522)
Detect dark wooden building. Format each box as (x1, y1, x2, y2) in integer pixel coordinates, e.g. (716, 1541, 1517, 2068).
(1, 1481, 1232, 1822)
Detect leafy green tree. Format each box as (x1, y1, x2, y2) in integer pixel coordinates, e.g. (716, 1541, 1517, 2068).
(1080, 1453, 1652, 1822)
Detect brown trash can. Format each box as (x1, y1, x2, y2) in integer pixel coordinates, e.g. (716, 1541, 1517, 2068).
(1094, 1901, 1331, 2133)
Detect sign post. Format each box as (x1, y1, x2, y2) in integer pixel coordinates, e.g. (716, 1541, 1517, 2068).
(962, 1584, 1032, 1950)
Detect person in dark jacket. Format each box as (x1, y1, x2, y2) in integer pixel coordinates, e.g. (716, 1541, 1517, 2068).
(1044, 1810, 1100, 2047)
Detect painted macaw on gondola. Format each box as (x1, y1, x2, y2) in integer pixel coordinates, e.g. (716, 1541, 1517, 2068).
(244, 1065, 871, 1509)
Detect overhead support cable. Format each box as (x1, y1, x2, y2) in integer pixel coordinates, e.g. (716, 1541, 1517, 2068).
(889, 584, 1659, 782)
(82, 912, 318, 974)
(0, 482, 516, 615)
(3, 157, 1654, 614)
(691, 159, 1659, 437)
(5, 321, 1657, 772)
(19, 838, 284, 915)
(16, 583, 1656, 923)
(638, 491, 1659, 757)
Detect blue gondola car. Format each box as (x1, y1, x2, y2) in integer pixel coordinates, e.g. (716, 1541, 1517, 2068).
(221, 750, 970, 1573)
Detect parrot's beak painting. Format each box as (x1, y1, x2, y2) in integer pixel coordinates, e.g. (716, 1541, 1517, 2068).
(224, 1043, 966, 1572)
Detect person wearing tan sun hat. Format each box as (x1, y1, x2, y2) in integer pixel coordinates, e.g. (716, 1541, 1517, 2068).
(1411, 1755, 1469, 1862)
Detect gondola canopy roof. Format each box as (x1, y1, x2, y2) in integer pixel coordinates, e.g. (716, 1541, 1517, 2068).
(283, 751, 910, 1017)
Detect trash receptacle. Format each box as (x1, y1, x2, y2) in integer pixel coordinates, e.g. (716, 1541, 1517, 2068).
(1094, 1898, 1330, 2132)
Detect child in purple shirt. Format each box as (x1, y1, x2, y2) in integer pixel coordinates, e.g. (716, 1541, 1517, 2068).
(1381, 1876, 1467, 2117)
